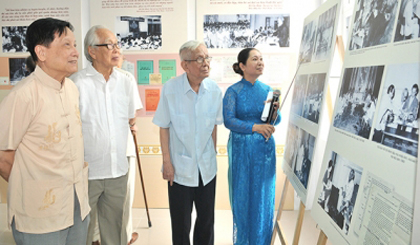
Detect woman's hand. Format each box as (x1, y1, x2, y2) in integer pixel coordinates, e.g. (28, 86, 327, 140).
(252, 124, 275, 139)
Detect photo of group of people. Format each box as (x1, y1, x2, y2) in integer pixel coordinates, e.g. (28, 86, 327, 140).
(299, 4, 338, 63)
(290, 73, 326, 124)
(394, 0, 420, 41)
(115, 15, 162, 50)
(317, 152, 363, 235)
(203, 14, 290, 49)
(349, 0, 399, 50)
(2, 26, 27, 53)
(372, 63, 419, 157)
(283, 123, 316, 189)
(333, 66, 383, 139)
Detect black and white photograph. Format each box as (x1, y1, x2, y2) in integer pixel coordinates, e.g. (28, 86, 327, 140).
(372, 63, 419, 157)
(115, 16, 162, 50)
(317, 151, 363, 235)
(203, 14, 290, 49)
(298, 20, 317, 63)
(394, 0, 420, 42)
(333, 66, 383, 139)
(292, 129, 315, 189)
(2, 26, 28, 53)
(291, 74, 308, 117)
(9, 58, 30, 86)
(302, 73, 326, 124)
(349, 0, 398, 50)
(313, 4, 338, 61)
(284, 123, 300, 170)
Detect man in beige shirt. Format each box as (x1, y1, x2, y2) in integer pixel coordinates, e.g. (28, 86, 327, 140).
(0, 18, 90, 245)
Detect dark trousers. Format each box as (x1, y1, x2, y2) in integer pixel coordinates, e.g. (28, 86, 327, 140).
(168, 175, 216, 245)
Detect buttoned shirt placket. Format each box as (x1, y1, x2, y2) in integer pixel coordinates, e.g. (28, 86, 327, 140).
(104, 80, 118, 176)
(195, 88, 205, 178)
(59, 84, 75, 181)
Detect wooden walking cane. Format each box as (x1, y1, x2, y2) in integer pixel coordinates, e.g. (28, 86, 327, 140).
(132, 132, 152, 228)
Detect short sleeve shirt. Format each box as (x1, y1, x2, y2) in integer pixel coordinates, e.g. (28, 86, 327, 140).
(153, 73, 223, 187)
(0, 66, 89, 233)
(70, 63, 140, 179)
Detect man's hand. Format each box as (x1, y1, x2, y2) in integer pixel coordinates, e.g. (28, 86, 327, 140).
(129, 118, 137, 134)
(162, 160, 174, 186)
(130, 124, 138, 134)
(0, 150, 15, 182)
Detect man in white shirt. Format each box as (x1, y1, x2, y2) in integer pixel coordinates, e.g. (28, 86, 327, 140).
(153, 40, 223, 245)
(70, 25, 141, 245)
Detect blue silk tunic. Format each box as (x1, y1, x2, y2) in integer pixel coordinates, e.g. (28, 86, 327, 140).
(223, 78, 281, 244)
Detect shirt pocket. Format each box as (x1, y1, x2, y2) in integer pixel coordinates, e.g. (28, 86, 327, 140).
(200, 143, 217, 173)
(116, 96, 129, 120)
(23, 179, 67, 218)
(173, 153, 195, 178)
(171, 114, 190, 135)
(82, 125, 105, 164)
(205, 113, 216, 132)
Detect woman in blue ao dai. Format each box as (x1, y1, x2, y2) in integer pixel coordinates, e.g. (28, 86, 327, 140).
(223, 48, 281, 244)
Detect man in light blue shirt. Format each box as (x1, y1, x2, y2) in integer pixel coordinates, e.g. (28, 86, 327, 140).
(153, 40, 222, 245)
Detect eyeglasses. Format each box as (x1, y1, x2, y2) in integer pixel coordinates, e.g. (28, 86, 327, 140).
(185, 56, 212, 64)
(94, 42, 122, 50)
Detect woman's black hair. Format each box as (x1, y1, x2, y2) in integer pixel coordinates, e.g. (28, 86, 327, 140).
(232, 48, 256, 76)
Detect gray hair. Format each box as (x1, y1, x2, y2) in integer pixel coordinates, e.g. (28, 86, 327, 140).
(179, 40, 205, 61)
(84, 25, 107, 63)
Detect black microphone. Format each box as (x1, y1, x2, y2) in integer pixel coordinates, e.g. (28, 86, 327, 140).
(267, 90, 280, 124)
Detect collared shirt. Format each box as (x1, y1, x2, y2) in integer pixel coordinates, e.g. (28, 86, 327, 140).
(153, 73, 223, 187)
(70, 63, 141, 180)
(0, 66, 89, 233)
(115, 68, 144, 158)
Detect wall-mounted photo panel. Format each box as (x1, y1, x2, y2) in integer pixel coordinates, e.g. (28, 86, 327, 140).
(284, 122, 300, 170)
(9, 57, 30, 85)
(283, 123, 316, 200)
(292, 129, 316, 190)
(203, 13, 290, 49)
(316, 151, 363, 235)
(282, 0, 340, 205)
(394, 0, 420, 42)
(372, 62, 419, 157)
(302, 73, 327, 124)
(2, 26, 27, 53)
(90, 0, 188, 54)
(311, 0, 419, 243)
(333, 65, 384, 139)
(299, 20, 317, 63)
(313, 4, 338, 61)
(115, 15, 162, 51)
(349, 0, 399, 50)
(290, 74, 308, 117)
(0, 0, 83, 70)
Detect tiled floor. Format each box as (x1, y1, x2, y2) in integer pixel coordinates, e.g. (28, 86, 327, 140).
(0, 203, 324, 244)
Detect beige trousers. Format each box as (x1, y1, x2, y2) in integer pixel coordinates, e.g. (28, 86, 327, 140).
(87, 172, 129, 245)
